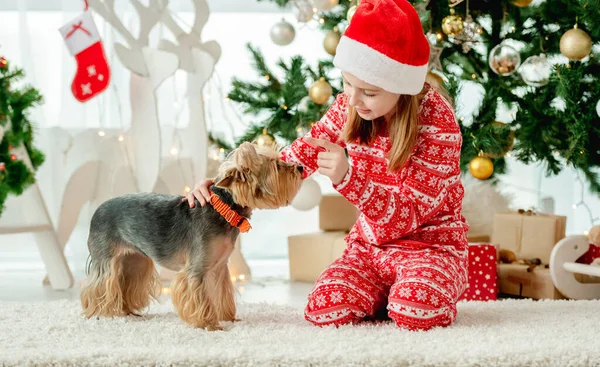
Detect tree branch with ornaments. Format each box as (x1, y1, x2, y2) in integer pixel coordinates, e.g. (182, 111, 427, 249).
(217, 0, 600, 193)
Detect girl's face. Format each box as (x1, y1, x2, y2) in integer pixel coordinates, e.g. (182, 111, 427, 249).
(342, 72, 400, 121)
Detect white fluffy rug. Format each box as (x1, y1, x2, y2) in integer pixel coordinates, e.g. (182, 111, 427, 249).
(1, 299, 599, 367)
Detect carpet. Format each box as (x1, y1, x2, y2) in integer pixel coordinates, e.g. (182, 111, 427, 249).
(1, 298, 599, 367)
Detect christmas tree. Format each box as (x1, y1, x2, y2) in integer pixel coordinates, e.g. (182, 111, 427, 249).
(0, 56, 45, 216)
(216, 0, 600, 193)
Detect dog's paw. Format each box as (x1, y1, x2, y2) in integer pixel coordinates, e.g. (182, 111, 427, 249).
(206, 324, 224, 331)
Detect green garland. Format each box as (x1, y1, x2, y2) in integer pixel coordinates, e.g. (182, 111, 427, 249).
(0, 57, 45, 216)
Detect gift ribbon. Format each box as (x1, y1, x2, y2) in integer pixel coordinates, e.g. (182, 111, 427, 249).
(83, 0, 89, 11)
(66, 21, 91, 38)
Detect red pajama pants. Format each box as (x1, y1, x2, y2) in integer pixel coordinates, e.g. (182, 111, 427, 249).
(304, 241, 468, 331)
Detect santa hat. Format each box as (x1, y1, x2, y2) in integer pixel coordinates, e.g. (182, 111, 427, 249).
(333, 0, 430, 95)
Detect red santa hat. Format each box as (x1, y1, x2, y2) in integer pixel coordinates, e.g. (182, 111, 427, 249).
(333, 0, 430, 95)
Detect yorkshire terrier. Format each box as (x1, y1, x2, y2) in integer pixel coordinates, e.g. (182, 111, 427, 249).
(80, 142, 303, 330)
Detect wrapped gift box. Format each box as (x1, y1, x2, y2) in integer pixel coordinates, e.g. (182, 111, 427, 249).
(491, 212, 567, 265)
(319, 194, 359, 232)
(497, 263, 566, 299)
(467, 233, 491, 243)
(459, 243, 498, 301)
(288, 231, 347, 282)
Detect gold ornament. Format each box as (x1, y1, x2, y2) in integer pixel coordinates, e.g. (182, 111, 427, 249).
(469, 153, 494, 180)
(323, 29, 341, 56)
(560, 25, 592, 61)
(511, 0, 533, 7)
(257, 130, 275, 147)
(347, 5, 358, 22)
(442, 8, 464, 36)
(309, 77, 333, 105)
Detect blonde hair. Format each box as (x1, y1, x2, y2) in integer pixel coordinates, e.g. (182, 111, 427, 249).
(341, 80, 453, 173)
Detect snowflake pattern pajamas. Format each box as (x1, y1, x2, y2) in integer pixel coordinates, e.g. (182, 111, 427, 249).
(280, 87, 470, 331)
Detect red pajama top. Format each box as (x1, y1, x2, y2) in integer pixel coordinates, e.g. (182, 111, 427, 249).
(280, 86, 469, 250)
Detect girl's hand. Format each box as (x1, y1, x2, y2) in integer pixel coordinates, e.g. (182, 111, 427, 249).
(184, 178, 214, 208)
(305, 137, 349, 185)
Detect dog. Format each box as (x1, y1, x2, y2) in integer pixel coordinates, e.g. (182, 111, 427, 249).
(80, 142, 303, 330)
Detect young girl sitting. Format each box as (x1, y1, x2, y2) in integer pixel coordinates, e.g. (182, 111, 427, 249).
(186, 0, 469, 331)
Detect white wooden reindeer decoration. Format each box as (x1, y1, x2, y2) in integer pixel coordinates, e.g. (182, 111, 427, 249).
(159, 0, 220, 183)
(88, 0, 179, 193)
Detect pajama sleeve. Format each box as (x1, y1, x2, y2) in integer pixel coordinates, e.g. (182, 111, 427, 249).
(333, 99, 462, 241)
(279, 94, 348, 178)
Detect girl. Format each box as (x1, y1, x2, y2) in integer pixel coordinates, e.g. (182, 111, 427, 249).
(186, 0, 469, 331)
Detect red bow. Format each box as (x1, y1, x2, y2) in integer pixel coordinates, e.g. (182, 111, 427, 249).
(66, 21, 91, 38)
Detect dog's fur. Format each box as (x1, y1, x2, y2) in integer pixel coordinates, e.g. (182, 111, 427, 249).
(80, 142, 303, 330)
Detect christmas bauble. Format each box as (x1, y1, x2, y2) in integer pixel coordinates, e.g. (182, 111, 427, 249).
(511, 0, 533, 7)
(489, 43, 521, 76)
(442, 9, 464, 36)
(347, 5, 358, 22)
(596, 99, 600, 118)
(519, 54, 551, 87)
(313, 0, 339, 12)
(270, 19, 295, 46)
(291, 176, 322, 211)
(0, 125, 4, 143)
(257, 133, 275, 147)
(293, 0, 315, 22)
(560, 26, 592, 61)
(469, 155, 494, 180)
(323, 30, 341, 56)
(309, 78, 333, 105)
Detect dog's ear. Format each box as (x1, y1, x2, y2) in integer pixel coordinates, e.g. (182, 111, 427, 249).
(214, 169, 247, 189)
(214, 174, 234, 189)
(235, 142, 260, 170)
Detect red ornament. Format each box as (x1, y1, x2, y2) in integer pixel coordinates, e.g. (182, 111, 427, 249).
(0, 57, 6, 67)
(0, 162, 5, 171)
(10, 155, 17, 161)
(8, 145, 12, 150)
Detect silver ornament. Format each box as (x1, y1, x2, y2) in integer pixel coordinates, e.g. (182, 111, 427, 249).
(292, 0, 315, 23)
(312, 0, 339, 12)
(270, 19, 295, 46)
(489, 43, 521, 76)
(453, 14, 482, 53)
(519, 54, 551, 87)
(596, 99, 600, 118)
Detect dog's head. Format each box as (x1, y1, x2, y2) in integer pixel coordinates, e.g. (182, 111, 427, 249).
(214, 142, 303, 209)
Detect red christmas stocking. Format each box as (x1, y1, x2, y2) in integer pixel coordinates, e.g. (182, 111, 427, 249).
(59, 11, 110, 102)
